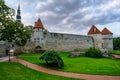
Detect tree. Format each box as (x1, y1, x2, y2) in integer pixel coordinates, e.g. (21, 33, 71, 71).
(15, 24, 32, 46)
(40, 50, 64, 68)
(0, 20, 32, 47)
(0, 0, 15, 27)
(113, 37, 120, 50)
(0, 0, 32, 47)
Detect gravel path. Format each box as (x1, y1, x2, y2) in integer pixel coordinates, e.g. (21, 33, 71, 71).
(10, 57, 120, 80)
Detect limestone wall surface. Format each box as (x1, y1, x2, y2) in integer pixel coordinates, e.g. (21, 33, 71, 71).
(88, 34, 103, 49)
(0, 42, 6, 57)
(41, 32, 94, 51)
(102, 34, 113, 50)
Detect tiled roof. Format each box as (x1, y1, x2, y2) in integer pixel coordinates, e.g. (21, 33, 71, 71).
(88, 25, 101, 34)
(34, 18, 44, 29)
(102, 28, 113, 34)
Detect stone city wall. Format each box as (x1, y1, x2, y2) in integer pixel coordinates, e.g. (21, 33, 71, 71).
(41, 32, 94, 51)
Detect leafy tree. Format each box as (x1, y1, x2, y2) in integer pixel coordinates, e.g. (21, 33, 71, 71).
(0, 0, 15, 42)
(15, 24, 32, 46)
(85, 47, 102, 58)
(0, 0, 15, 27)
(40, 50, 64, 68)
(0, 0, 32, 47)
(1, 21, 32, 46)
(113, 37, 120, 50)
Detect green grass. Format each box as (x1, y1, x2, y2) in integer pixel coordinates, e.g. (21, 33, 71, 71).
(18, 52, 120, 76)
(108, 50, 120, 55)
(0, 62, 80, 80)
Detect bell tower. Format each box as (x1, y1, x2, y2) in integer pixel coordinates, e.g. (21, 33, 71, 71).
(16, 1, 21, 22)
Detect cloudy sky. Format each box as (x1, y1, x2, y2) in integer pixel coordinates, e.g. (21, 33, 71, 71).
(5, 0, 120, 37)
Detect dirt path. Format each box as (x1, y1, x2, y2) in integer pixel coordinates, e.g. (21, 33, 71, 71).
(112, 54, 120, 59)
(0, 56, 14, 62)
(11, 58, 120, 80)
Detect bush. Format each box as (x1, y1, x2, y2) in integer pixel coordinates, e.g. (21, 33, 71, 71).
(40, 50, 64, 68)
(113, 37, 120, 50)
(108, 50, 120, 55)
(85, 47, 102, 58)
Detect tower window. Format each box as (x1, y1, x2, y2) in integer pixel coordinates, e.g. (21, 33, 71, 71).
(87, 40, 89, 43)
(38, 28, 39, 31)
(102, 43, 104, 49)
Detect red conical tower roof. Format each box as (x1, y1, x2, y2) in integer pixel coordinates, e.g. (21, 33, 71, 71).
(88, 25, 101, 34)
(34, 18, 44, 29)
(102, 28, 113, 34)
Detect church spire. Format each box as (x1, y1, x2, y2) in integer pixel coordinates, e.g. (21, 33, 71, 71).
(16, 1, 21, 22)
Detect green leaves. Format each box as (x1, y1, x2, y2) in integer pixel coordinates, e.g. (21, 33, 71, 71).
(113, 37, 120, 50)
(0, 0, 15, 24)
(14, 23, 32, 46)
(40, 50, 64, 68)
(0, 19, 16, 42)
(0, 0, 32, 47)
(85, 47, 102, 58)
(0, 20, 32, 46)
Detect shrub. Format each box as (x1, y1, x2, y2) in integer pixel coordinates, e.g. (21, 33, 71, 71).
(108, 50, 120, 55)
(40, 50, 64, 68)
(85, 47, 102, 58)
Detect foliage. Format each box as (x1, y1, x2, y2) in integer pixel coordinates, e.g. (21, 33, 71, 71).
(0, 21, 32, 46)
(1, 20, 19, 42)
(40, 50, 64, 68)
(43, 29, 48, 34)
(108, 50, 120, 55)
(0, 62, 79, 80)
(0, 0, 15, 29)
(18, 53, 120, 76)
(85, 47, 102, 58)
(0, 0, 32, 47)
(15, 24, 32, 46)
(113, 37, 120, 50)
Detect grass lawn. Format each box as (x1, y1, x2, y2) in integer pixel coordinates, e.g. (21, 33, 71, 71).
(0, 62, 80, 80)
(18, 52, 120, 76)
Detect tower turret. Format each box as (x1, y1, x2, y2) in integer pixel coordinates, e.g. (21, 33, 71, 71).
(32, 18, 45, 45)
(102, 28, 113, 50)
(88, 25, 102, 49)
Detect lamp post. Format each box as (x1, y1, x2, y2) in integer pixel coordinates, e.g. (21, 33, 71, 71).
(8, 51, 10, 62)
(8, 49, 14, 62)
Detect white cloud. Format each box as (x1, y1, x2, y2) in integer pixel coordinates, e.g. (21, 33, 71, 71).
(80, 6, 92, 13)
(22, 13, 34, 25)
(4, 0, 120, 37)
(99, 0, 120, 12)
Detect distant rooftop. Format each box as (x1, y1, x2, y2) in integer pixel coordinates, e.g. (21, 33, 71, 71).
(34, 18, 44, 29)
(88, 25, 101, 34)
(88, 25, 113, 35)
(102, 28, 113, 34)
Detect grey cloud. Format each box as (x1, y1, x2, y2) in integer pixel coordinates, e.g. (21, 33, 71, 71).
(8, 0, 120, 34)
